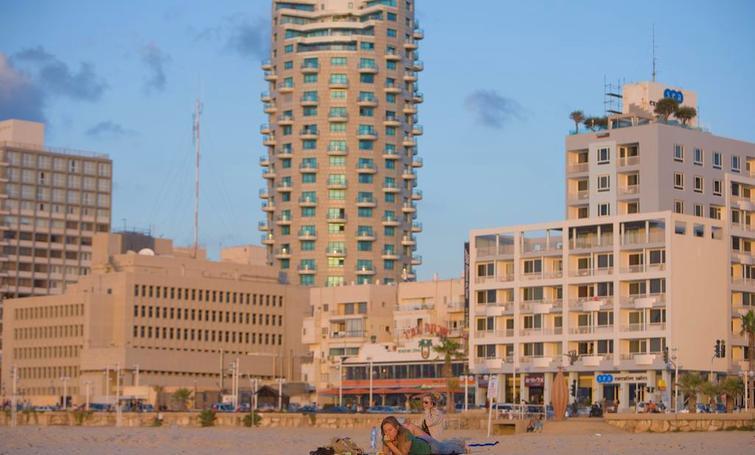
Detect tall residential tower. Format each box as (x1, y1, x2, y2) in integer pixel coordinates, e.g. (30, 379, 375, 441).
(259, 0, 424, 287)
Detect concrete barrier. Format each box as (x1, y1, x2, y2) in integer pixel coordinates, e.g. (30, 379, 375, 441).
(604, 413, 755, 433)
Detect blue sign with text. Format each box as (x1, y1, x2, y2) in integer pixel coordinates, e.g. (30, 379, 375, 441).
(596, 374, 614, 384)
(663, 88, 684, 103)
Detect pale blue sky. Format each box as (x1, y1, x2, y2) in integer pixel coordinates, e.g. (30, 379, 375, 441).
(1, 0, 754, 280)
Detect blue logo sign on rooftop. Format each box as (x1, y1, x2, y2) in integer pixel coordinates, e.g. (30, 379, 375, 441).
(663, 89, 684, 103)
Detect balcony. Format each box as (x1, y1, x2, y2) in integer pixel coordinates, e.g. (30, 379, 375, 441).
(732, 196, 755, 212)
(402, 169, 417, 180)
(475, 329, 515, 339)
(476, 302, 515, 317)
(620, 293, 666, 309)
(278, 113, 294, 125)
(404, 39, 418, 50)
(519, 299, 563, 314)
(382, 182, 400, 193)
(258, 221, 271, 232)
(300, 95, 319, 106)
(621, 322, 666, 332)
(403, 105, 417, 115)
(618, 156, 640, 167)
(262, 135, 276, 147)
(413, 92, 424, 104)
(299, 162, 318, 173)
(619, 185, 640, 196)
(413, 28, 424, 40)
(384, 115, 401, 127)
(276, 214, 292, 226)
(619, 263, 666, 274)
(330, 330, 366, 339)
(402, 202, 417, 213)
(328, 79, 349, 89)
(356, 230, 376, 241)
(382, 215, 399, 226)
(356, 195, 376, 207)
(260, 91, 272, 103)
(411, 255, 422, 265)
(358, 94, 378, 107)
(259, 188, 270, 199)
(383, 149, 399, 159)
(411, 157, 423, 168)
(567, 162, 588, 174)
(298, 229, 317, 241)
(298, 195, 317, 207)
(260, 123, 272, 135)
(621, 353, 657, 366)
(410, 60, 424, 71)
(356, 266, 375, 275)
(278, 82, 294, 93)
(568, 297, 612, 312)
(326, 247, 347, 257)
(274, 247, 291, 259)
(276, 181, 292, 192)
(276, 148, 293, 159)
(261, 59, 272, 71)
(401, 235, 416, 246)
(381, 249, 398, 260)
(402, 136, 416, 147)
(411, 222, 423, 233)
(571, 234, 614, 250)
(262, 168, 276, 179)
(261, 233, 274, 245)
(298, 265, 316, 275)
(385, 50, 400, 61)
(327, 145, 348, 156)
(358, 62, 378, 73)
(263, 103, 276, 114)
(262, 201, 275, 212)
(569, 267, 614, 277)
(300, 128, 319, 139)
(568, 190, 589, 203)
(568, 325, 614, 335)
(357, 162, 377, 174)
(384, 83, 401, 94)
(326, 212, 347, 222)
(622, 229, 665, 246)
(411, 190, 423, 200)
(404, 72, 418, 82)
(300, 62, 319, 73)
(259, 155, 271, 167)
(520, 356, 554, 368)
(357, 128, 378, 140)
(329, 112, 348, 122)
(520, 271, 563, 281)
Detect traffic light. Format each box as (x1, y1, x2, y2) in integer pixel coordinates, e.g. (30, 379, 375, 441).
(720, 341, 726, 358)
(663, 346, 669, 363)
(570, 380, 577, 397)
(714, 340, 721, 358)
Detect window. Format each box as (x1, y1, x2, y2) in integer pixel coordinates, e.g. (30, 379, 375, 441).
(673, 144, 684, 162)
(673, 172, 684, 190)
(694, 176, 703, 193)
(330, 89, 346, 100)
(674, 200, 684, 214)
(360, 73, 374, 83)
(713, 180, 722, 196)
(597, 147, 610, 164)
(694, 148, 703, 165)
(709, 206, 722, 220)
(694, 204, 703, 217)
(387, 28, 397, 37)
(713, 152, 722, 169)
(598, 203, 610, 216)
(329, 73, 347, 85)
(284, 60, 293, 69)
(284, 44, 294, 53)
(330, 57, 347, 66)
(360, 41, 374, 50)
(597, 175, 610, 192)
(732, 155, 741, 172)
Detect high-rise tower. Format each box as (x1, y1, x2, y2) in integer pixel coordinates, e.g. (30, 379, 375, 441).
(260, 0, 424, 286)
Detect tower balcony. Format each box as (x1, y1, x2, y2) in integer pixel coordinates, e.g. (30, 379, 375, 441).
(411, 157, 423, 168)
(384, 84, 401, 94)
(260, 91, 272, 103)
(298, 229, 317, 241)
(261, 233, 274, 245)
(413, 28, 424, 40)
(276, 148, 293, 159)
(262, 168, 276, 179)
(326, 247, 347, 257)
(258, 221, 271, 232)
(356, 266, 375, 275)
(382, 215, 400, 226)
(261, 59, 272, 71)
(259, 188, 270, 199)
(410, 60, 424, 72)
(299, 162, 318, 173)
(263, 103, 277, 114)
(298, 265, 316, 274)
(263, 135, 276, 147)
(356, 230, 376, 241)
(411, 190, 423, 201)
(278, 82, 294, 94)
(262, 201, 275, 212)
(327, 146, 348, 156)
(300, 128, 319, 139)
(358, 94, 378, 107)
(276, 214, 292, 226)
(264, 70, 277, 82)
(412, 125, 423, 136)
(278, 114, 294, 125)
(384, 116, 401, 127)
(401, 235, 416, 246)
(402, 169, 417, 180)
(274, 247, 291, 259)
(403, 105, 417, 115)
(300, 95, 319, 106)
(381, 250, 399, 260)
(358, 63, 378, 74)
(413, 92, 424, 104)
(357, 163, 377, 174)
(357, 129, 378, 140)
(298, 195, 317, 207)
(382, 149, 399, 160)
(403, 72, 418, 82)
(404, 39, 417, 50)
(276, 181, 293, 192)
(329, 112, 348, 122)
(327, 178, 347, 189)
(402, 202, 417, 213)
(259, 155, 270, 167)
(411, 255, 422, 266)
(356, 195, 377, 207)
(411, 222, 423, 233)
(402, 136, 416, 147)
(300, 62, 319, 73)
(382, 183, 400, 193)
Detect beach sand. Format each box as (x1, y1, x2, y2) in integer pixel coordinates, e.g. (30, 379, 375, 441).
(0, 425, 753, 454)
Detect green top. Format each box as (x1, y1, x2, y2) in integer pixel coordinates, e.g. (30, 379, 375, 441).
(407, 433, 432, 455)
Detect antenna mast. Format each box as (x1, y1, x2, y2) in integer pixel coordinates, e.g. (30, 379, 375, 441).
(192, 98, 202, 258)
(651, 24, 657, 82)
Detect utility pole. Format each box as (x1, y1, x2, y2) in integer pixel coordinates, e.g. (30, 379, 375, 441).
(115, 363, 122, 427)
(84, 381, 92, 411)
(192, 97, 202, 259)
(11, 365, 17, 427)
(61, 377, 69, 410)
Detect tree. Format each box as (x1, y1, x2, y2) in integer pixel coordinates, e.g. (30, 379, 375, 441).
(654, 97, 679, 122)
(171, 388, 193, 411)
(740, 310, 755, 409)
(569, 110, 585, 134)
(432, 337, 464, 414)
(676, 373, 704, 413)
(719, 377, 744, 412)
(674, 106, 697, 126)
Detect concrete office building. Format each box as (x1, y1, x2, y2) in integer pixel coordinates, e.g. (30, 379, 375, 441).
(302, 278, 465, 404)
(1, 232, 309, 406)
(470, 81, 755, 410)
(259, 0, 424, 287)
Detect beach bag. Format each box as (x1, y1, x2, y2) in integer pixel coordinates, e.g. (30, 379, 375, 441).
(309, 448, 335, 455)
(330, 437, 365, 455)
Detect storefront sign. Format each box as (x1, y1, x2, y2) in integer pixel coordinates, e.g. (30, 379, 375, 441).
(524, 375, 544, 387)
(487, 375, 498, 400)
(597, 373, 648, 384)
(402, 323, 449, 340)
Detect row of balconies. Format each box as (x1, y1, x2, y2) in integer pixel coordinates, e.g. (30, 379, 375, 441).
(474, 263, 665, 285)
(566, 155, 640, 174)
(475, 321, 666, 340)
(476, 232, 665, 259)
(476, 293, 666, 316)
(474, 351, 665, 371)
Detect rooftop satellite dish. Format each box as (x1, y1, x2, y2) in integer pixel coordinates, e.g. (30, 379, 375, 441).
(138, 248, 155, 256)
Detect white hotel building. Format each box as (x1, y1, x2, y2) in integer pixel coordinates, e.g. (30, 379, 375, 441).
(469, 81, 755, 410)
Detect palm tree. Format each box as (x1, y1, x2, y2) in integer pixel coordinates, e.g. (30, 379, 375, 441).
(171, 388, 193, 411)
(740, 310, 755, 408)
(674, 106, 697, 126)
(719, 377, 744, 412)
(432, 337, 464, 414)
(676, 373, 704, 413)
(654, 97, 679, 122)
(569, 110, 585, 134)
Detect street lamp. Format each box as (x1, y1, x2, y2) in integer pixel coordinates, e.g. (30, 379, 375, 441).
(738, 370, 754, 411)
(60, 377, 70, 410)
(367, 357, 374, 408)
(84, 381, 92, 411)
(459, 375, 472, 412)
(338, 358, 344, 407)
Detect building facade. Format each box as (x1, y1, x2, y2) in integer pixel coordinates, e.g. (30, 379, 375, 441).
(302, 278, 466, 405)
(470, 81, 755, 410)
(259, 0, 424, 287)
(1, 232, 309, 406)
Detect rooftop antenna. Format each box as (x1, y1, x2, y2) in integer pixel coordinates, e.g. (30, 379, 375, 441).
(651, 24, 657, 82)
(192, 97, 202, 259)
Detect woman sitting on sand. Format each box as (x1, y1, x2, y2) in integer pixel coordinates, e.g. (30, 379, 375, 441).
(419, 394, 445, 439)
(380, 416, 466, 455)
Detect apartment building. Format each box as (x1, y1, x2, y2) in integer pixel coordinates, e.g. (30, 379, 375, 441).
(259, 0, 424, 287)
(469, 212, 727, 410)
(1, 232, 309, 406)
(564, 81, 755, 390)
(302, 278, 465, 405)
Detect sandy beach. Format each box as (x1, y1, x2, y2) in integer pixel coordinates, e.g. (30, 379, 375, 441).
(0, 425, 753, 455)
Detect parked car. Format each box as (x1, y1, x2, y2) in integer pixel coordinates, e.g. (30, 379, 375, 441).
(237, 403, 251, 412)
(212, 403, 235, 413)
(141, 404, 155, 413)
(298, 405, 318, 414)
(89, 403, 111, 412)
(256, 404, 277, 412)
